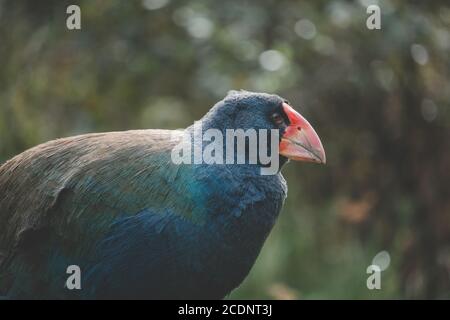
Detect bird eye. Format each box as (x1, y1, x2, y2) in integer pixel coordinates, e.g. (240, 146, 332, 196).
(271, 113, 284, 126)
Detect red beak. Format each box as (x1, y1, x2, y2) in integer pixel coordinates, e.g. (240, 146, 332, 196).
(279, 103, 326, 164)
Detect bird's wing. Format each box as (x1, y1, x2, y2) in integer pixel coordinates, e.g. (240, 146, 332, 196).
(0, 129, 201, 267)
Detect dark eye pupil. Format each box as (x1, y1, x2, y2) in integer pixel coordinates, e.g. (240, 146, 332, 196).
(272, 113, 283, 125)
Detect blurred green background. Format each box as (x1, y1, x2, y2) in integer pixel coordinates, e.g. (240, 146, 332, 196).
(0, 0, 449, 299)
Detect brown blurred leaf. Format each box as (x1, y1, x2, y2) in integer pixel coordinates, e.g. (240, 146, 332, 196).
(337, 192, 377, 224)
(266, 282, 300, 300)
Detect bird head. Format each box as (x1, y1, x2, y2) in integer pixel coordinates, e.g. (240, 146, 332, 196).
(201, 90, 326, 167)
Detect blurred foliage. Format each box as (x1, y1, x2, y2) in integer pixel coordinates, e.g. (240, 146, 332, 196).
(0, 0, 449, 299)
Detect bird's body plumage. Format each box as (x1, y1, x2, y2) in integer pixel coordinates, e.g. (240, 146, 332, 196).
(0, 128, 286, 299)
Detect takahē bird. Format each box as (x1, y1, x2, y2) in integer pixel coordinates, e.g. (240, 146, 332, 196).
(0, 90, 325, 299)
